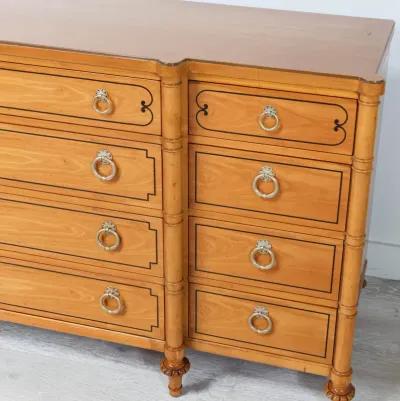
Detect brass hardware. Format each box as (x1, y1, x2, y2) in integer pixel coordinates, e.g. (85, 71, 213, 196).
(248, 306, 273, 335)
(99, 287, 124, 315)
(92, 88, 114, 115)
(258, 105, 280, 132)
(252, 166, 280, 199)
(250, 239, 276, 271)
(96, 221, 121, 252)
(91, 150, 117, 182)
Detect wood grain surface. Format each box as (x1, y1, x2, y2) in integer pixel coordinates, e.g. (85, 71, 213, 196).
(0, 1, 394, 81)
(0, 67, 160, 134)
(0, 199, 163, 276)
(189, 82, 357, 155)
(0, 261, 164, 339)
(0, 128, 162, 209)
(0, 277, 397, 400)
(0, 18, 391, 398)
(189, 217, 343, 299)
(189, 144, 351, 231)
(189, 285, 336, 363)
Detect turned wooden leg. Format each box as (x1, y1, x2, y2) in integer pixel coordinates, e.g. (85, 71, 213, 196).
(161, 356, 191, 397)
(160, 65, 190, 396)
(325, 297, 357, 401)
(325, 372, 355, 401)
(325, 88, 381, 401)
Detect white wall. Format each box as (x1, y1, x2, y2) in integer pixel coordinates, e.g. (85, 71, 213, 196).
(192, 0, 400, 279)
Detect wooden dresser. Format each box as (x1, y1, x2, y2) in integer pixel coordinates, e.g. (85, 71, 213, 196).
(0, 2, 394, 400)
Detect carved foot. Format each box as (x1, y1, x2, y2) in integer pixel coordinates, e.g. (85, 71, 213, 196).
(160, 357, 190, 397)
(325, 380, 355, 401)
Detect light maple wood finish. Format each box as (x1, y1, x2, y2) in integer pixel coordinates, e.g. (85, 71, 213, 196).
(0, 67, 161, 134)
(0, 199, 163, 276)
(189, 208, 347, 241)
(189, 285, 336, 364)
(186, 60, 362, 99)
(189, 276, 338, 309)
(0, 8, 393, 399)
(0, 249, 164, 287)
(0, 261, 164, 339)
(0, 308, 166, 352)
(190, 134, 354, 165)
(325, 92, 382, 401)
(186, 338, 331, 376)
(0, 187, 163, 220)
(0, 127, 162, 210)
(159, 66, 190, 397)
(189, 82, 357, 155)
(0, 43, 383, 100)
(189, 217, 343, 300)
(0, 1, 393, 80)
(0, 113, 163, 146)
(189, 144, 351, 231)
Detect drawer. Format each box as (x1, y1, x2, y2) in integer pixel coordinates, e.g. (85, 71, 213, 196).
(189, 145, 351, 230)
(0, 262, 164, 339)
(189, 82, 356, 155)
(0, 127, 162, 209)
(190, 218, 343, 299)
(0, 68, 160, 134)
(189, 285, 336, 363)
(0, 199, 163, 276)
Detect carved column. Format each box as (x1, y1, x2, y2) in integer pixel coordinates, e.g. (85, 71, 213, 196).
(159, 65, 190, 397)
(326, 84, 383, 401)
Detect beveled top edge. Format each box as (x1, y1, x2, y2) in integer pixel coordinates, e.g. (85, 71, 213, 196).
(0, 0, 394, 84)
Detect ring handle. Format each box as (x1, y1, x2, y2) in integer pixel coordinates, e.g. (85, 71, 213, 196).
(92, 88, 114, 115)
(91, 150, 117, 182)
(99, 287, 124, 315)
(252, 166, 280, 199)
(248, 306, 273, 335)
(96, 221, 121, 252)
(258, 105, 280, 132)
(250, 240, 276, 271)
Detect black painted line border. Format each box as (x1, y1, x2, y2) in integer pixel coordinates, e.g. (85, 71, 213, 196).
(0, 260, 162, 333)
(193, 87, 351, 147)
(193, 150, 345, 225)
(192, 222, 337, 294)
(193, 288, 331, 359)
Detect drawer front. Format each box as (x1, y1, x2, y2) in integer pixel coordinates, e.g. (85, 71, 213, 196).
(189, 145, 351, 230)
(190, 285, 336, 363)
(189, 82, 356, 155)
(0, 199, 163, 276)
(0, 262, 164, 339)
(190, 218, 343, 299)
(0, 127, 162, 209)
(0, 68, 160, 134)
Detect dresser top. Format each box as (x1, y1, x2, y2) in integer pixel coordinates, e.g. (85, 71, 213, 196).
(0, 0, 394, 82)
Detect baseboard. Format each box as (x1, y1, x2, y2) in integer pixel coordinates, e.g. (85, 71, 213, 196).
(366, 241, 400, 280)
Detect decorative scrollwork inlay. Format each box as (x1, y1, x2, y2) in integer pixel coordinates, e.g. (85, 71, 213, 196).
(140, 96, 154, 125)
(141, 99, 151, 113)
(198, 103, 209, 116)
(333, 106, 349, 136)
(194, 88, 350, 146)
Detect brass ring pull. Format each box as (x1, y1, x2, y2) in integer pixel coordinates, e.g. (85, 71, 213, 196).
(99, 287, 124, 315)
(250, 240, 276, 271)
(248, 306, 273, 335)
(91, 150, 117, 182)
(252, 166, 280, 199)
(92, 88, 114, 115)
(258, 105, 280, 132)
(96, 221, 121, 252)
